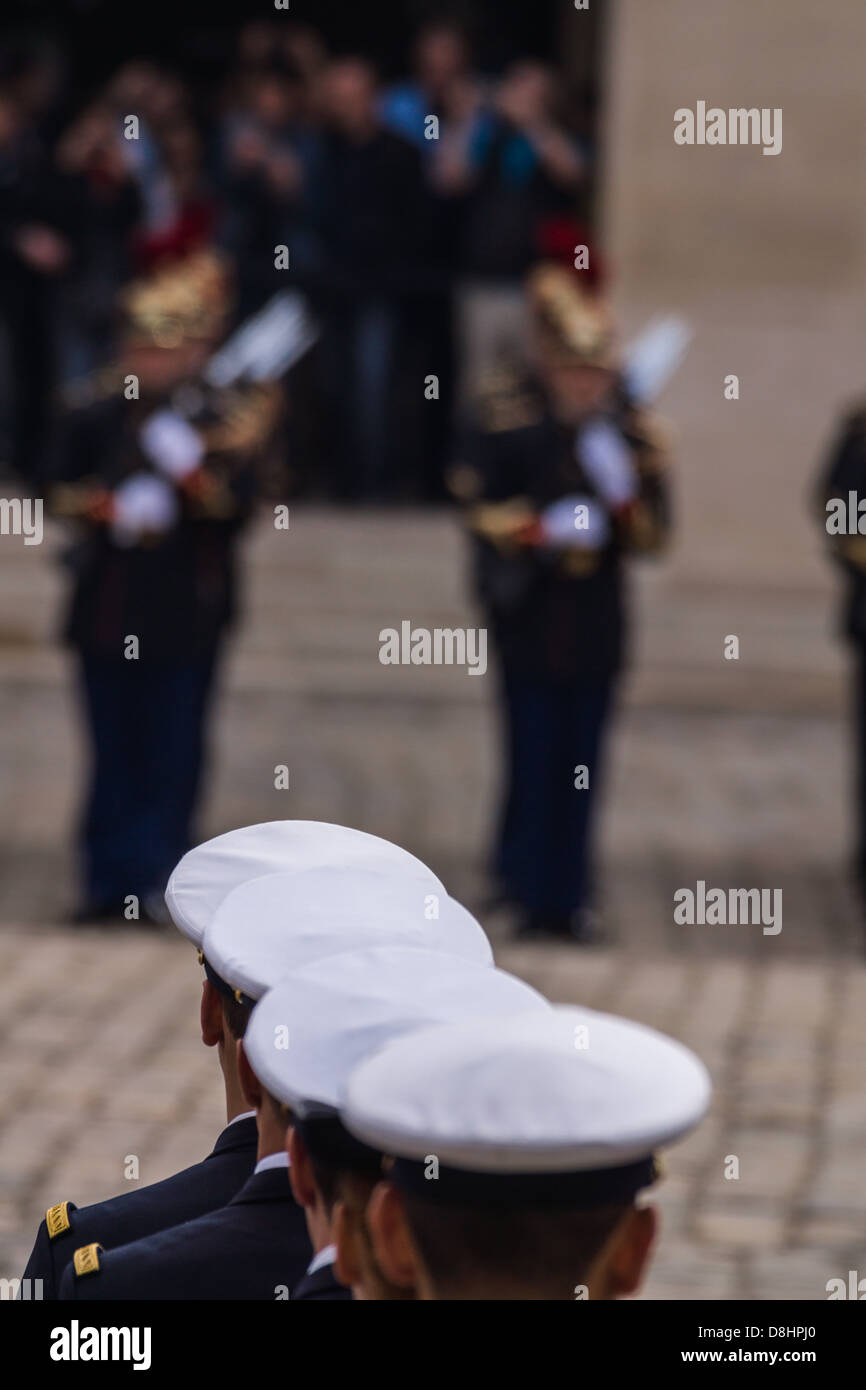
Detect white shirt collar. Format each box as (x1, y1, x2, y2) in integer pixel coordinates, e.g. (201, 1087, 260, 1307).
(307, 1244, 337, 1275)
(254, 1150, 290, 1175)
(227, 1109, 256, 1127)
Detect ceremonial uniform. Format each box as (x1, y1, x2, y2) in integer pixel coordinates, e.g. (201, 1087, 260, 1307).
(59, 1154, 310, 1301)
(819, 402, 866, 908)
(48, 253, 282, 919)
(292, 1246, 350, 1301)
(456, 376, 670, 932)
(452, 264, 672, 937)
(22, 1114, 257, 1299)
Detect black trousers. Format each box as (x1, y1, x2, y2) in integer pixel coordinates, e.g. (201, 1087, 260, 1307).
(76, 649, 220, 910)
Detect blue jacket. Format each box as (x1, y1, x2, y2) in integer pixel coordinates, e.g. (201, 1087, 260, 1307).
(58, 1165, 311, 1300)
(22, 1115, 257, 1299)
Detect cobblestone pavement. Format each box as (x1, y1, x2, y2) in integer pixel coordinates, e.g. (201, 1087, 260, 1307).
(1, 508, 864, 1299)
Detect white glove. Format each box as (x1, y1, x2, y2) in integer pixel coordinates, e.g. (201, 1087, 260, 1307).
(577, 419, 637, 508)
(139, 410, 204, 481)
(111, 472, 179, 547)
(539, 494, 610, 549)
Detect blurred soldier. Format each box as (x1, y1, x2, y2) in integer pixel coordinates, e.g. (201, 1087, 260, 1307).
(238, 944, 546, 1300)
(343, 1005, 710, 1300)
(47, 252, 282, 922)
(451, 263, 672, 942)
(818, 404, 866, 926)
(23, 820, 445, 1297)
(58, 854, 491, 1299)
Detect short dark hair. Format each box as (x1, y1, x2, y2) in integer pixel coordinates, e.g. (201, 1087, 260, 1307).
(309, 1155, 342, 1214)
(402, 1197, 631, 1299)
(221, 993, 252, 1040)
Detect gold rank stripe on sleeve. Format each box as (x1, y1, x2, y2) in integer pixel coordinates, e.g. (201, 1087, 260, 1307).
(46, 1201, 71, 1240)
(73, 1243, 103, 1277)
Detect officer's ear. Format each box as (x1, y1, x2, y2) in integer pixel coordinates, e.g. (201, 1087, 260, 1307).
(594, 1204, 657, 1299)
(365, 1181, 419, 1293)
(201, 979, 224, 1048)
(236, 1040, 263, 1111)
(287, 1129, 317, 1211)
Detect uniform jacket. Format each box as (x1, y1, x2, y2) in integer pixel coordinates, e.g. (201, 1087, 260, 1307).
(22, 1116, 257, 1300)
(58, 1165, 312, 1300)
(47, 383, 275, 661)
(292, 1257, 352, 1302)
(454, 373, 671, 683)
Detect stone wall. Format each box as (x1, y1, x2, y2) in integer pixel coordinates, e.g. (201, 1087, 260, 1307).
(597, 0, 866, 590)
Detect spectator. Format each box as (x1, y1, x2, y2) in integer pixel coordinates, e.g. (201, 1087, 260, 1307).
(313, 58, 433, 498)
(217, 63, 321, 316)
(56, 102, 141, 379)
(381, 21, 482, 153)
(439, 60, 586, 401)
(0, 86, 72, 479)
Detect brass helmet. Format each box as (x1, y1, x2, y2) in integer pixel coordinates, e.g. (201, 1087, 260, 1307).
(121, 250, 233, 349)
(527, 262, 617, 369)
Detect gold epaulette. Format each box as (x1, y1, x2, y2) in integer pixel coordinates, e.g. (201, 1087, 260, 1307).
(46, 1202, 71, 1240)
(73, 1243, 103, 1277)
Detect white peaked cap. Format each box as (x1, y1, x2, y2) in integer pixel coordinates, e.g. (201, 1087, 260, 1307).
(342, 1005, 711, 1178)
(165, 820, 444, 946)
(202, 866, 493, 1000)
(243, 946, 548, 1114)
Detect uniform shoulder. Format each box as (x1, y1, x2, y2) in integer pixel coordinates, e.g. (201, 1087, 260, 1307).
(44, 1200, 77, 1241)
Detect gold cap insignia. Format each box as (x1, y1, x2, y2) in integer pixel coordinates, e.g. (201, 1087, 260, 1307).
(73, 1243, 103, 1277)
(197, 948, 204, 965)
(527, 262, 616, 368)
(46, 1202, 71, 1239)
(122, 251, 232, 349)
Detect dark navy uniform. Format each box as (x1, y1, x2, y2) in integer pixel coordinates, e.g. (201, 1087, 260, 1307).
(454, 369, 671, 934)
(293, 1254, 351, 1302)
(58, 1163, 311, 1300)
(22, 1115, 257, 1299)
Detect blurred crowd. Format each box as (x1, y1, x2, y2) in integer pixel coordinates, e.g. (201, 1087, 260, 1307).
(0, 19, 596, 500)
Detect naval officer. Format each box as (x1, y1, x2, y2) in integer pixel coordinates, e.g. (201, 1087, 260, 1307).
(59, 862, 493, 1298)
(23, 818, 445, 1296)
(342, 1004, 710, 1299)
(240, 944, 547, 1300)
